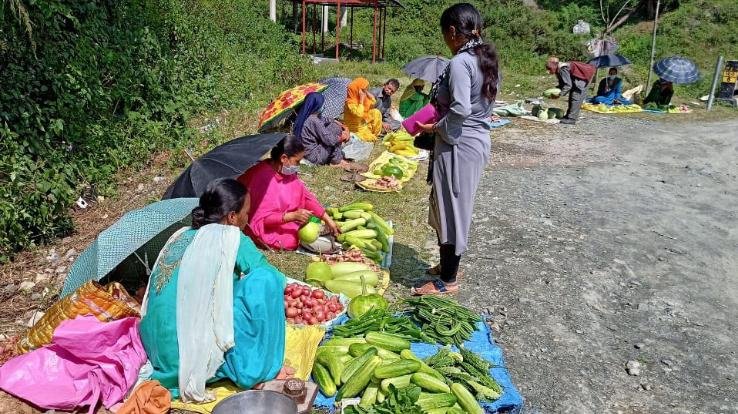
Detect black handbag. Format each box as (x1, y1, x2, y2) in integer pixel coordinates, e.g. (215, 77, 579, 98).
(413, 132, 435, 151)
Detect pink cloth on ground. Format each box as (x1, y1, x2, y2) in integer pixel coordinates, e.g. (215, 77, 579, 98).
(0, 316, 147, 414)
(239, 160, 326, 251)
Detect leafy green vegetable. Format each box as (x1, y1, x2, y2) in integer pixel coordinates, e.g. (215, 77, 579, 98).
(344, 384, 426, 414)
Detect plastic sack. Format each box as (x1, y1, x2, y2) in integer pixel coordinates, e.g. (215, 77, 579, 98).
(573, 20, 590, 35)
(341, 135, 374, 161)
(16, 281, 140, 353)
(0, 316, 147, 414)
(283, 325, 326, 380)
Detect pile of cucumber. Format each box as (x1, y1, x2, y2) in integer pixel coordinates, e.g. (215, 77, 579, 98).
(327, 202, 393, 264)
(312, 334, 488, 414)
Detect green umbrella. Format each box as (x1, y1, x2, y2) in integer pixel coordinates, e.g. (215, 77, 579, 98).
(61, 197, 199, 297)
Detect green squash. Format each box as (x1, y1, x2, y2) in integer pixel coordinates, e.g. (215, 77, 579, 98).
(347, 274, 388, 318)
(381, 165, 404, 179)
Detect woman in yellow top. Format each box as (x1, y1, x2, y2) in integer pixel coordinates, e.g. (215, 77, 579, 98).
(343, 77, 383, 142)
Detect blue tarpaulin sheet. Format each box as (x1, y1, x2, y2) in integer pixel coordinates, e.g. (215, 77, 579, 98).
(313, 320, 524, 413)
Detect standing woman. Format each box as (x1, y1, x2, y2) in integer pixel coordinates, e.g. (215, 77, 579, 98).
(413, 3, 498, 295)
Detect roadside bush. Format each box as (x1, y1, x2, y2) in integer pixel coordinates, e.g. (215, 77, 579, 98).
(0, 0, 312, 261)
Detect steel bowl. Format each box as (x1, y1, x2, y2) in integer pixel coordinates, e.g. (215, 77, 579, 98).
(212, 390, 298, 414)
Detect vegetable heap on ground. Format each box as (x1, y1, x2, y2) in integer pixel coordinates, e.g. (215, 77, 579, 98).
(306, 260, 383, 299)
(403, 296, 481, 346)
(327, 202, 393, 264)
(383, 130, 421, 158)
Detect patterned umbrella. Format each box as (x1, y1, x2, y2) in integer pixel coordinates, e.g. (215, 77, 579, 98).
(653, 57, 700, 84)
(588, 53, 631, 68)
(61, 198, 199, 296)
(318, 77, 351, 120)
(403, 55, 450, 83)
(257, 83, 328, 132)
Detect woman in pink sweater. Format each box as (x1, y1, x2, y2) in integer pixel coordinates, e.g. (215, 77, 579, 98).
(238, 135, 340, 251)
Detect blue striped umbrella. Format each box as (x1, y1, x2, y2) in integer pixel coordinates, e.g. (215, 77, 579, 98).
(653, 57, 700, 84)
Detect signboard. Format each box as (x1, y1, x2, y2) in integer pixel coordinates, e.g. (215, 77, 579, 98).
(717, 60, 738, 101)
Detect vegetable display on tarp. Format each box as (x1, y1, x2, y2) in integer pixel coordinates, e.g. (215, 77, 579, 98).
(582, 102, 643, 114)
(403, 296, 481, 346)
(357, 152, 419, 192)
(312, 321, 523, 414)
(284, 278, 348, 329)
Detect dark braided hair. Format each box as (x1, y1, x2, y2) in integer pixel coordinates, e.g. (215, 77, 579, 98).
(191, 178, 247, 229)
(440, 3, 499, 102)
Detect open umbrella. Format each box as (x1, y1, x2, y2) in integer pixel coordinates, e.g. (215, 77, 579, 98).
(403, 55, 450, 83)
(318, 77, 351, 120)
(588, 53, 631, 68)
(257, 83, 328, 132)
(653, 56, 700, 84)
(163, 132, 287, 199)
(61, 198, 199, 297)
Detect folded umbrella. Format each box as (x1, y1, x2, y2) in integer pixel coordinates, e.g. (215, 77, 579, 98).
(403, 55, 450, 83)
(163, 132, 287, 200)
(588, 53, 631, 68)
(653, 56, 700, 84)
(318, 77, 351, 120)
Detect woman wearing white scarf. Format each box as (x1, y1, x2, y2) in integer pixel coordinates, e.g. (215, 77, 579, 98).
(140, 178, 287, 402)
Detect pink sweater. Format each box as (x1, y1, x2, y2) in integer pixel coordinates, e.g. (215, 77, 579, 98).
(238, 160, 325, 250)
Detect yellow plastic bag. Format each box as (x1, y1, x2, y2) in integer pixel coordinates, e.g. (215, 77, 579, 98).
(284, 325, 325, 380)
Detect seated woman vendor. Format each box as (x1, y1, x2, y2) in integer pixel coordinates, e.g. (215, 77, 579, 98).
(591, 67, 631, 105)
(343, 77, 383, 142)
(295, 92, 351, 167)
(139, 178, 290, 403)
(238, 135, 340, 250)
(399, 78, 430, 118)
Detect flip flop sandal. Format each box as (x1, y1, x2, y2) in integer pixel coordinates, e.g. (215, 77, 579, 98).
(340, 172, 359, 182)
(426, 264, 464, 281)
(411, 279, 459, 296)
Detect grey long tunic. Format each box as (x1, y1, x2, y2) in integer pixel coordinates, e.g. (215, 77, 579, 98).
(429, 51, 493, 256)
(301, 114, 344, 165)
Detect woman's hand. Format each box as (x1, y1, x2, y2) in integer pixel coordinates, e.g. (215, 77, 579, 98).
(284, 209, 312, 225)
(276, 365, 295, 380)
(416, 122, 436, 133)
(322, 213, 341, 236)
(359, 89, 366, 104)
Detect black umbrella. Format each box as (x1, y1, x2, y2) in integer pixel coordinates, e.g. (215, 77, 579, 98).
(163, 132, 287, 199)
(588, 53, 631, 68)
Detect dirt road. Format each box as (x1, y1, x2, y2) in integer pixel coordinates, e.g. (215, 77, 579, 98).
(459, 115, 738, 413)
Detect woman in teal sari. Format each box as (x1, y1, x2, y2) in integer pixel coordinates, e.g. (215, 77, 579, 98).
(139, 178, 287, 403)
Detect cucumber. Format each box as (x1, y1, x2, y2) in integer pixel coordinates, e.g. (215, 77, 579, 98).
(312, 362, 336, 397)
(359, 384, 378, 408)
(341, 347, 378, 384)
(366, 331, 411, 352)
(373, 359, 421, 379)
(416, 393, 457, 411)
(337, 356, 382, 401)
(412, 372, 451, 393)
(451, 383, 483, 414)
(317, 351, 345, 385)
(350, 343, 401, 360)
(400, 349, 445, 380)
(324, 337, 366, 347)
(380, 374, 413, 393)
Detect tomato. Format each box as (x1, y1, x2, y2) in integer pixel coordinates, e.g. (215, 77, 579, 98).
(308, 317, 318, 325)
(294, 301, 303, 309)
(302, 287, 311, 296)
(290, 289, 301, 299)
(311, 290, 325, 299)
(327, 303, 337, 312)
(294, 317, 304, 324)
(315, 311, 325, 321)
(286, 308, 299, 318)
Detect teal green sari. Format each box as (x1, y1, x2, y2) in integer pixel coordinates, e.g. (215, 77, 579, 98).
(139, 228, 286, 398)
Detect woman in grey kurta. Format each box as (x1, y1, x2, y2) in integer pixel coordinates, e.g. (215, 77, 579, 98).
(294, 92, 350, 166)
(413, 3, 499, 295)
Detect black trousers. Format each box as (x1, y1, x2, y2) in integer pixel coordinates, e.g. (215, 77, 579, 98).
(439, 244, 461, 284)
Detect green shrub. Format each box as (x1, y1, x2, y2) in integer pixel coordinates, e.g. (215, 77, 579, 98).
(0, 0, 313, 261)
